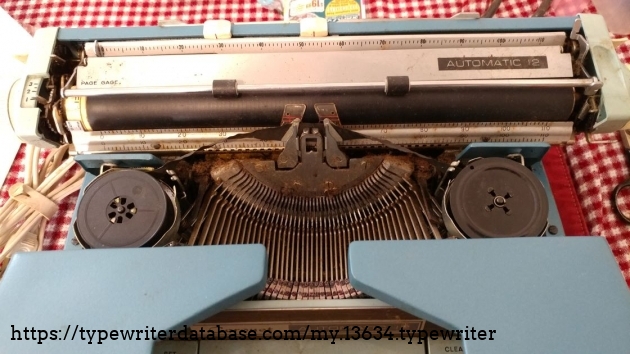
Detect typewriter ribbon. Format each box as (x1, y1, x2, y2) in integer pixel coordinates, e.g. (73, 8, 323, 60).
(71, 123, 551, 299)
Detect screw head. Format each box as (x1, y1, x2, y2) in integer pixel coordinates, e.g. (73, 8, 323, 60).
(493, 196, 506, 207)
(548, 225, 558, 235)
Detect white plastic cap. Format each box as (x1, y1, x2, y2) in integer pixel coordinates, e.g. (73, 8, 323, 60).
(299, 17, 328, 37)
(203, 20, 232, 39)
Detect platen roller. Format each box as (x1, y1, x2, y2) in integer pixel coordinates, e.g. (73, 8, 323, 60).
(80, 87, 575, 131)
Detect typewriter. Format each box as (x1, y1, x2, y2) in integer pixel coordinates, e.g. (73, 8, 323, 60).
(1, 13, 630, 354)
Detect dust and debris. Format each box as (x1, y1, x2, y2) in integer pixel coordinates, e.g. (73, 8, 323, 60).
(412, 156, 434, 182)
(172, 160, 192, 180)
(191, 152, 272, 183)
(322, 180, 338, 196)
(437, 150, 458, 165)
(187, 150, 457, 192)
(191, 155, 225, 178)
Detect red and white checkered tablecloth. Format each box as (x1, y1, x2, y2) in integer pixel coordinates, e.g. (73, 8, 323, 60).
(0, 0, 628, 287)
(567, 133, 630, 286)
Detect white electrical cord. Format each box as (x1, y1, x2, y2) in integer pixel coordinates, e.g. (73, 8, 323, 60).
(0, 144, 84, 275)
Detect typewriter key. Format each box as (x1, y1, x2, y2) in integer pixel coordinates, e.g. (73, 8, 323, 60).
(75, 169, 178, 248)
(447, 157, 548, 238)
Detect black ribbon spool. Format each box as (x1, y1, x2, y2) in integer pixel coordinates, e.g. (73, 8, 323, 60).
(74, 169, 179, 248)
(447, 157, 549, 238)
